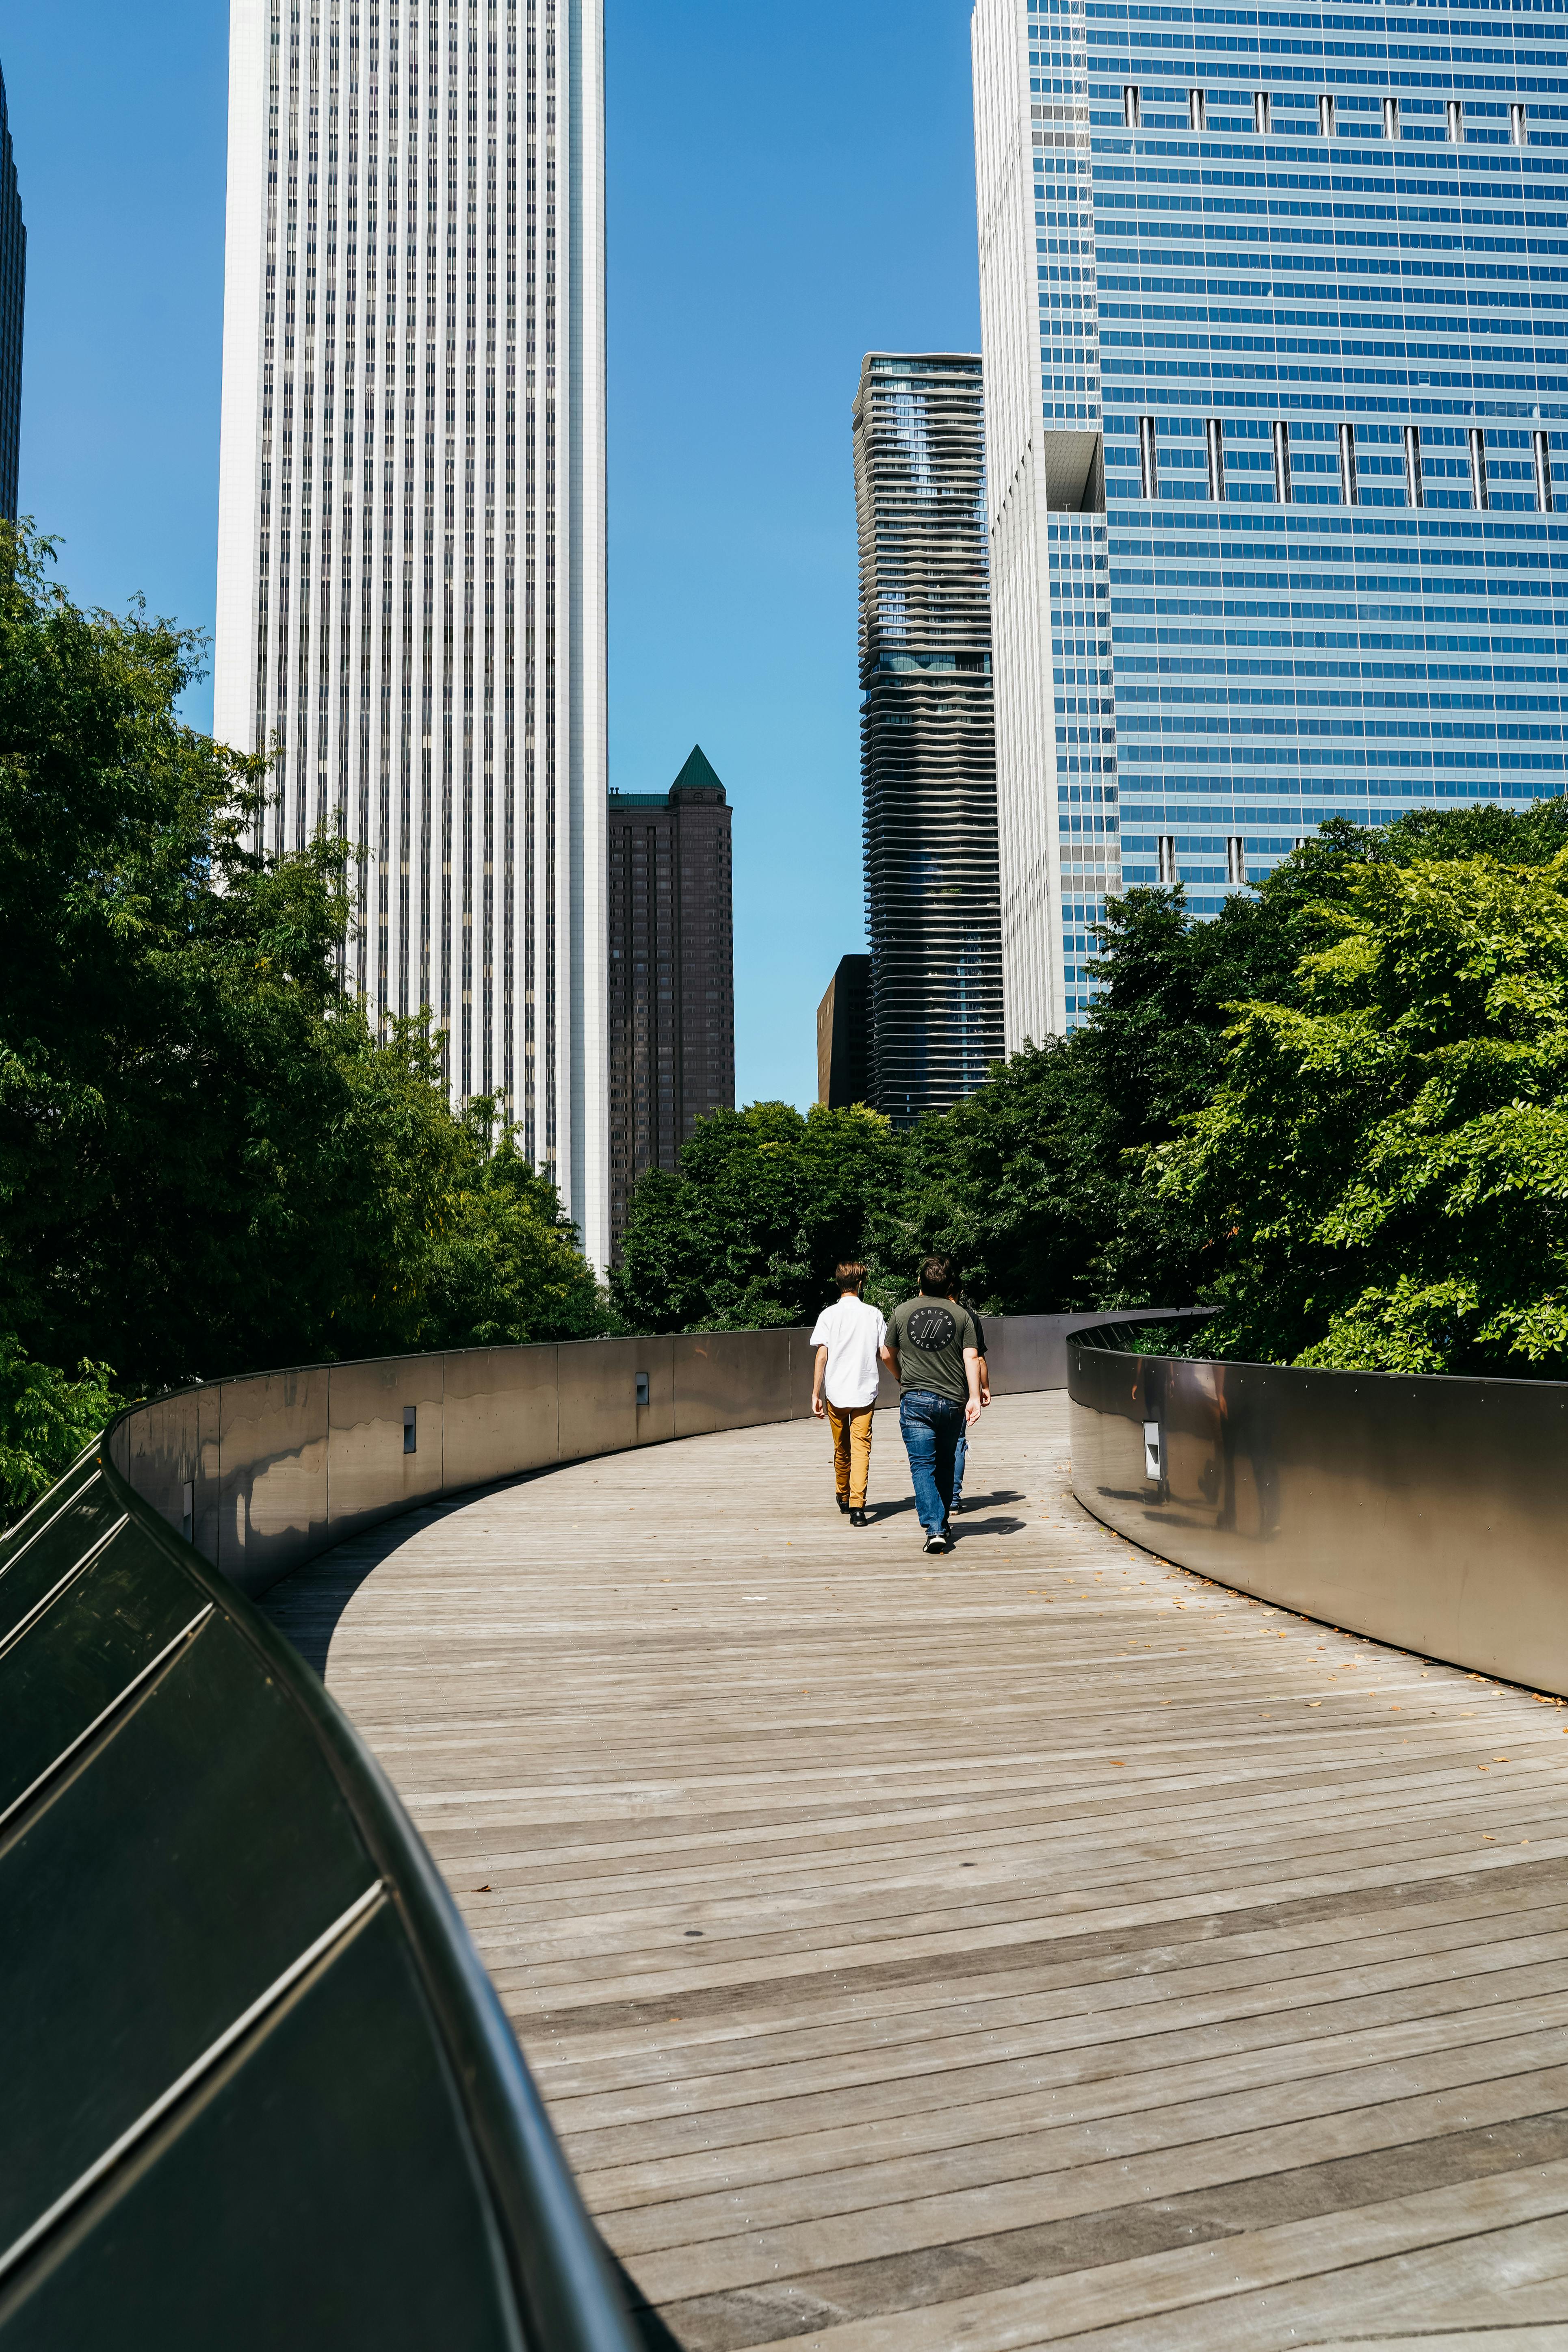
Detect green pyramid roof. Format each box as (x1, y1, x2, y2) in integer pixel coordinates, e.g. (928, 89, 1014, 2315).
(670, 744, 725, 798)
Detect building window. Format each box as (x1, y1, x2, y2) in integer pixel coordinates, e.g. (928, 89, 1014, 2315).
(1206, 417, 1225, 502)
(1188, 88, 1205, 131)
(1253, 90, 1271, 133)
(1271, 418, 1292, 505)
(1534, 429, 1554, 513)
(1404, 424, 1424, 509)
(1512, 102, 1528, 144)
(1383, 95, 1399, 139)
(1139, 415, 1159, 499)
(1447, 98, 1464, 141)
(1319, 92, 1335, 135)
(1123, 85, 1140, 127)
(1338, 421, 1358, 507)
(1157, 836, 1178, 884)
(1226, 838, 1247, 887)
(1468, 426, 1489, 511)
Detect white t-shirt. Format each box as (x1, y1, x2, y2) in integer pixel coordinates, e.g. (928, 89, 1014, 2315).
(810, 1295, 888, 1410)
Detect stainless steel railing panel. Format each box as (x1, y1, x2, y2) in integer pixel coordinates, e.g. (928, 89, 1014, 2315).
(441, 1345, 563, 1493)
(217, 1367, 330, 1583)
(108, 1312, 1173, 1603)
(1069, 1327, 1568, 1697)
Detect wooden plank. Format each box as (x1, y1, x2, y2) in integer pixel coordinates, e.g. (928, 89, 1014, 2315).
(262, 1393, 1568, 2349)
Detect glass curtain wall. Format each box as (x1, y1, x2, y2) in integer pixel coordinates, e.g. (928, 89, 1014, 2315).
(977, 0, 1568, 1036)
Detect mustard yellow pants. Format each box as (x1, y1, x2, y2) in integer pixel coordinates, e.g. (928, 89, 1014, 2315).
(825, 1399, 875, 1508)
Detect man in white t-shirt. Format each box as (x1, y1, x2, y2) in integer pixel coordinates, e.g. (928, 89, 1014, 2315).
(810, 1263, 887, 1526)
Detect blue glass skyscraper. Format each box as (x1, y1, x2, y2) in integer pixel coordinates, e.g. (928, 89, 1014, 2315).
(975, 0, 1568, 1042)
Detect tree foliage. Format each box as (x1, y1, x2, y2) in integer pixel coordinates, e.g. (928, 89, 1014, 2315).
(0, 1341, 119, 1523)
(617, 799, 1568, 1373)
(612, 1102, 903, 1331)
(1157, 838, 1568, 1376)
(0, 526, 605, 1498)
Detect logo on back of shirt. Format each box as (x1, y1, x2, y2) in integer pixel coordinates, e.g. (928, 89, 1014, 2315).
(906, 1305, 957, 1351)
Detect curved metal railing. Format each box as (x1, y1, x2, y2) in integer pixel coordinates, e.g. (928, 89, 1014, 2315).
(1067, 1318, 1568, 1699)
(0, 1309, 1191, 2341)
(0, 1426, 639, 2348)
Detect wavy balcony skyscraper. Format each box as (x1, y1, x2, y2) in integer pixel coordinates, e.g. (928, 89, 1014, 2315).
(975, 0, 1568, 1046)
(214, 0, 608, 1266)
(853, 353, 1003, 1127)
(0, 62, 25, 523)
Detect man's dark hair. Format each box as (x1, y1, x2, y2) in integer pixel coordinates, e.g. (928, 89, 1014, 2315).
(834, 1261, 867, 1293)
(919, 1254, 954, 1296)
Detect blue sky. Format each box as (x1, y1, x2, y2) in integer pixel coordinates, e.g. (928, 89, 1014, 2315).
(1, 0, 981, 1108)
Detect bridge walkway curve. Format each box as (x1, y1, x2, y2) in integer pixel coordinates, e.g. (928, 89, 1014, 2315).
(261, 1391, 1568, 2351)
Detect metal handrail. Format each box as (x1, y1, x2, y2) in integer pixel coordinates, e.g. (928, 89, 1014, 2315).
(1, 1308, 1199, 2339)
(0, 1429, 640, 2349)
(1065, 1318, 1568, 1699)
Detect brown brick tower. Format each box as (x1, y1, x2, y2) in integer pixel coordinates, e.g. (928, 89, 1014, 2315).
(607, 746, 735, 1259)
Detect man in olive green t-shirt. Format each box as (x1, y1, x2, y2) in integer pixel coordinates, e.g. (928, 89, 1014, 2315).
(879, 1254, 982, 1555)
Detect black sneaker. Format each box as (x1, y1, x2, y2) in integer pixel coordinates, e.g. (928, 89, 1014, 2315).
(951, 1497, 966, 1515)
(923, 1531, 950, 1556)
(849, 1507, 868, 1527)
(836, 1496, 850, 1514)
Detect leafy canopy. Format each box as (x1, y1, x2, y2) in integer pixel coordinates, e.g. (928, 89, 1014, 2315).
(617, 799, 1568, 1368)
(0, 525, 605, 1514)
(612, 1101, 903, 1332)
(1157, 836, 1568, 1376)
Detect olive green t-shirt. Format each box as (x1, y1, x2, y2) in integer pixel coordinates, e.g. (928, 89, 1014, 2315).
(886, 1296, 980, 1406)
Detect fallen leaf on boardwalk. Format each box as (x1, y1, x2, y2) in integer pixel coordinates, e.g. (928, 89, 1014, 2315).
(474, 1884, 491, 1893)
(1306, 1701, 1323, 1708)
(1479, 1765, 1489, 1772)
(1109, 1759, 1126, 1767)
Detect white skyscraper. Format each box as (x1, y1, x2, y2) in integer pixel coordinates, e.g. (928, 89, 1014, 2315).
(215, 0, 608, 1267)
(973, 0, 1111, 1050)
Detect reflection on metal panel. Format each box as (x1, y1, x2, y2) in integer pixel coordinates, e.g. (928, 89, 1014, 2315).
(557, 1336, 677, 1462)
(0, 1451, 638, 2350)
(1068, 1325, 1568, 1697)
(674, 1329, 796, 1438)
(441, 1345, 562, 1493)
(217, 1368, 329, 1587)
(981, 1308, 1210, 1398)
(327, 1358, 446, 1538)
(102, 1312, 1174, 1605)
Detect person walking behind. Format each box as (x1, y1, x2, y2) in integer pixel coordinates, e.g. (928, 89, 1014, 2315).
(881, 1256, 982, 1555)
(949, 1285, 991, 1514)
(810, 1263, 886, 1527)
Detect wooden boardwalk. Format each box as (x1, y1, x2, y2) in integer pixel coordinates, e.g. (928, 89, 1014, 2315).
(262, 1392, 1568, 2350)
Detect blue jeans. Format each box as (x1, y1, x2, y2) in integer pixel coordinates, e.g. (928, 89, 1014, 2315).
(899, 1391, 964, 1534)
(952, 1432, 967, 1507)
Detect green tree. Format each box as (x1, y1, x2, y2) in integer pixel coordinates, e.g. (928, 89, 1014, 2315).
(878, 881, 1304, 1312)
(0, 526, 605, 1407)
(420, 1115, 608, 1347)
(0, 1341, 119, 1523)
(1154, 843, 1568, 1375)
(613, 1101, 903, 1332)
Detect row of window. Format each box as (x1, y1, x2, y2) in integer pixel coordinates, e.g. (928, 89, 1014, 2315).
(1120, 84, 1529, 138)
(1126, 415, 1556, 509)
